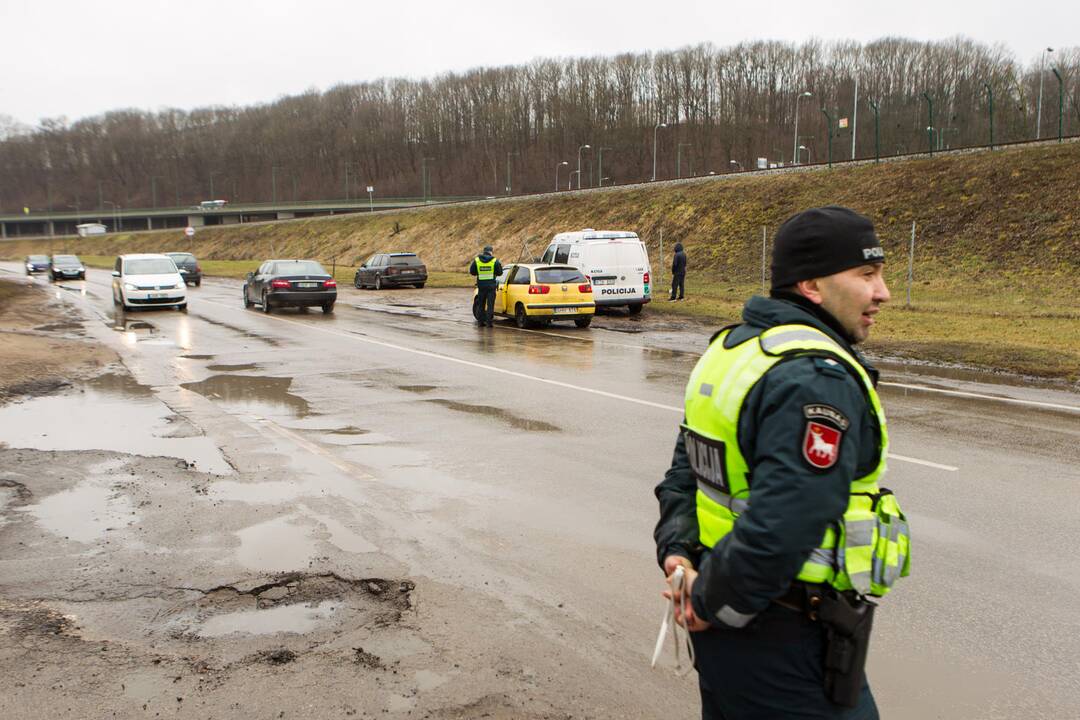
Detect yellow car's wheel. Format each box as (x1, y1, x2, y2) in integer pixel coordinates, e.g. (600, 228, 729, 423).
(574, 316, 592, 328)
(515, 303, 530, 328)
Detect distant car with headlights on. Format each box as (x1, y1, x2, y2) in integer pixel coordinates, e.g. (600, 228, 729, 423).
(243, 259, 337, 314)
(111, 254, 187, 312)
(49, 254, 86, 281)
(165, 252, 202, 286)
(25, 255, 50, 275)
(354, 252, 428, 289)
(479, 263, 595, 328)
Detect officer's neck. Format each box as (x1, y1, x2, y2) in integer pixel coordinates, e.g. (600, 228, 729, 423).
(769, 289, 858, 348)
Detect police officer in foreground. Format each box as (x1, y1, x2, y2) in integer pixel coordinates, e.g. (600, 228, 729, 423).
(654, 206, 911, 719)
(469, 245, 502, 327)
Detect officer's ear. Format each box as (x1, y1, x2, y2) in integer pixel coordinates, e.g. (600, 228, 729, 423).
(795, 278, 825, 306)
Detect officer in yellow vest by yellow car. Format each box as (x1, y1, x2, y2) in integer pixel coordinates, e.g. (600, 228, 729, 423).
(654, 206, 910, 719)
(469, 245, 502, 327)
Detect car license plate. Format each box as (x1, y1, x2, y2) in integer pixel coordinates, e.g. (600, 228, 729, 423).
(402, 269, 415, 274)
(149, 292, 168, 298)
(297, 282, 318, 288)
(594, 278, 615, 285)
(553, 307, 575, 314)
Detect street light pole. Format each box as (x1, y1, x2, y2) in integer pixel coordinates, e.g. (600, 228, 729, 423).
(568, 170, 580, 191)
(1052, 68, 1064, 142)
(983, 84, 994, 149)
(793, 91, 812, 164)
(652, 123, 667, 181)
(555, 161, 568, 192)
(597, 147, 612, 187)
(922, 92, 934, 156)
(577, 144, 591, 189)
(821, 109, 834, 168)
(1037, 47, 1054, 140)
(677, 143, 691, 177)
(506, 151, 518, 194)
(798, 145, 812, 164)
(868, 100, 880, 162)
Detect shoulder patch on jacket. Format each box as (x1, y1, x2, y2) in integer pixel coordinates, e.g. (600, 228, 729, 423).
(803, 421, 843, 469)
(803, 403, 850, 431)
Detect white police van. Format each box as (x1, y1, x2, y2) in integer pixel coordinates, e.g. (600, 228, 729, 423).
(541, 230, 652, 314)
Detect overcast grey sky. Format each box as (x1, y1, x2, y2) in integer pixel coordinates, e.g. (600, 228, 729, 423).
(1, 0, 1073, 127)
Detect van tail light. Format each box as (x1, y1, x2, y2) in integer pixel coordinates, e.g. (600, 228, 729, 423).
(323, 279, 337, 288)
(195, 264, 202, 272)
(643, 272, 650, 284)
(386, 267, 398, 275)
(270, 279, 291, 288)
(578, 284, 592, 293)
(528, 285, 551, 295)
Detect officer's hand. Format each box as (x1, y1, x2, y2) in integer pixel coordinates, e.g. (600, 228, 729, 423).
(662, 567, 711, 632)
(677, 568, 712, 632)
(662, 555, 693, 576)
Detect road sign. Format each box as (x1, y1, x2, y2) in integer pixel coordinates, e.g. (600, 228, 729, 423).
(366, 186, 374, 193)
(839, 118, 849, 129)
(184, 226, 195, 237)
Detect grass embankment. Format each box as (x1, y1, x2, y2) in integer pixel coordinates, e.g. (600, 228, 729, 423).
(6, 140, 1080, 381)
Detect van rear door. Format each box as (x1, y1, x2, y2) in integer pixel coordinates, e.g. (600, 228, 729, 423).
(585, 241, 649, 305)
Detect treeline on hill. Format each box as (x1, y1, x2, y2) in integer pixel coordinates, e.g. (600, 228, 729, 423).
(1, 37, 1078, 213)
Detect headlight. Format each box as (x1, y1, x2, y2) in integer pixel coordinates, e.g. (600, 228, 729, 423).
(78, 267, 85, 272)
(124, 283, 138, 291)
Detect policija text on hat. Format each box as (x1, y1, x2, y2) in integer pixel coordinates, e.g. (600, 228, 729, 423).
(653, 206, 912, 719)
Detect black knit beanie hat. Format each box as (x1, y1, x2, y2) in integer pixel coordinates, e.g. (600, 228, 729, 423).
(770, 206, 884, 290)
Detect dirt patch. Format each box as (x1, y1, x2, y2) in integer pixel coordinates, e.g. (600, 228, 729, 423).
(0, 278, 116, 404)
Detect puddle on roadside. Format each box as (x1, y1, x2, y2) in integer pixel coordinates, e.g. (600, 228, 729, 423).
(206, 363, 260, 372)
(20, 484, 136, 543)
(424, 399, 559, 432)
(0, 383, 232, 475)
(181, 354, 216, 360)
(85, 372, 155, 397)
(181, 375, 311, 418)
(197, 600, 341, 637)
(234, 515, 319, 572)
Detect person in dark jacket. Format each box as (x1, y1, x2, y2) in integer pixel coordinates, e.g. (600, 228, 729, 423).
(670, 242, 687, 300)
(468, 245, 502, 327)
(655, 206, 900, 719)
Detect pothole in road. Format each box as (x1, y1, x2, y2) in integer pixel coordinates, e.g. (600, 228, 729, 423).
(205, 363, 260, 372)
(424, 399, 560, 432)
(170, 573, 414, 642)
(180, 375, 311, 418)
(397, 384, 439, 394)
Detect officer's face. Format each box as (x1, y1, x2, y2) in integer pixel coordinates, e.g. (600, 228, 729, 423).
(816, 263, 890, 343)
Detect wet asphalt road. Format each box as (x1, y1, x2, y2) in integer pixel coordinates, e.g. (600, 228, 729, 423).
(5, 264, 1080, 719)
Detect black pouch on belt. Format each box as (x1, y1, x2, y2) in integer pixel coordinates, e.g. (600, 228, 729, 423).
(816, 591, 876, 707)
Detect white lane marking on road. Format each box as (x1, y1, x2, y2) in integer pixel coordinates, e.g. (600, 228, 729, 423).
(879, 381, 1080, 414)
(886, 453, 958, 472)
(198, 297, 957, 471)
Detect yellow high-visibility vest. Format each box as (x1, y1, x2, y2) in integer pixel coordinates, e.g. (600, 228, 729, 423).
(684, 323, 910, 596)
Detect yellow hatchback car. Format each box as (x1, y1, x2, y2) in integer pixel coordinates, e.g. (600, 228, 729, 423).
(486, 263, 596, 328)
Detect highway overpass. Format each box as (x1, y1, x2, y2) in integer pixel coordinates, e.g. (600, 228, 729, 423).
(0, 196, 484, 239)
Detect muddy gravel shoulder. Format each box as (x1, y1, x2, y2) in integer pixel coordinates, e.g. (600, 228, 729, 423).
(0, 277, 117, 404)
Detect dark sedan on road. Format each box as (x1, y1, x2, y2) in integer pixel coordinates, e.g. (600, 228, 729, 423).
(25, 255, 49, 275)
(49, 254, 86, 281)
(166, 252, 202, 286)
(243, 259, 337, 314)
(354, 252, 427, 290)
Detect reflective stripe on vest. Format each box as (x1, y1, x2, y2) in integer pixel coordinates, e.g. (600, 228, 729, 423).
(475, 257, 496, 281)
(684, 323, 911, 596)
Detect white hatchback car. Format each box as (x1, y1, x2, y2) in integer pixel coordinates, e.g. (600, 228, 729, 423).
(112, 254, 187, 312)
